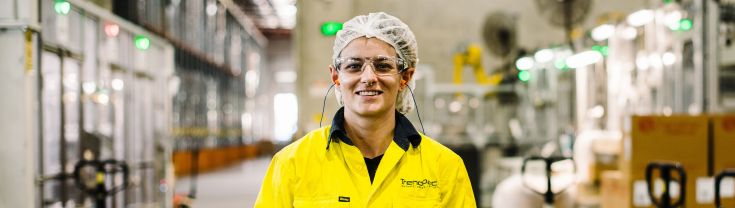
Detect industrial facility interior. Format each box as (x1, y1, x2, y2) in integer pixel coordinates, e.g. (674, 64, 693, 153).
(2, 0, 735, 207)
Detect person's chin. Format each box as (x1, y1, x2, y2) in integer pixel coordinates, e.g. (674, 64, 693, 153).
(352, 104, 390, 117)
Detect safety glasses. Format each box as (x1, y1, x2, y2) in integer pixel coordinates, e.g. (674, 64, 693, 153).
(335, 55, 406, 77)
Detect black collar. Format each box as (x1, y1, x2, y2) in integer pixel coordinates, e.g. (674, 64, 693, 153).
(327, 107, 421, 151)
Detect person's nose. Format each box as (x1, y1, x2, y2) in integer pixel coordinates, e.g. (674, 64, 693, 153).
(360, 62, 379, 85)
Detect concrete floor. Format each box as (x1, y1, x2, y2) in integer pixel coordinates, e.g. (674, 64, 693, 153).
(174, 157, 272, 207)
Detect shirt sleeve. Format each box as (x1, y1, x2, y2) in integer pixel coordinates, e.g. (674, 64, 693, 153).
(440, 156, 476, 208)
(254, 151, 295, 208)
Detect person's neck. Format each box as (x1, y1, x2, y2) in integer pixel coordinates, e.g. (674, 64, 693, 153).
(343, 108, 395, 159)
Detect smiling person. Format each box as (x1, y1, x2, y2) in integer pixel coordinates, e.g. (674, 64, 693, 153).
(255, 12, 475, 207)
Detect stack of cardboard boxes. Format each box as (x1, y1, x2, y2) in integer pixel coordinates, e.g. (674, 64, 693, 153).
(601, 115, 735, 208)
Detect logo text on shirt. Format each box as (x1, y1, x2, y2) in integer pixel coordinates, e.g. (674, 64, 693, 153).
(401, 178, 438, 189)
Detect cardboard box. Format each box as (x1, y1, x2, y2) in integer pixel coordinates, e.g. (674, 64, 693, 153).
(712, 115, 735, 206)
(620, 115, 710, 208)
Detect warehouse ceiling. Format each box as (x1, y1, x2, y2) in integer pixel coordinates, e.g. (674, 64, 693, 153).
(233, 0, 296, 30)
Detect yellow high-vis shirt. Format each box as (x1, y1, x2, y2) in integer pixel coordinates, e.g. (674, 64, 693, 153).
(255, 108, 475, 207)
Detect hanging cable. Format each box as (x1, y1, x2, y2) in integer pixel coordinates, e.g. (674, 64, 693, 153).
(319, 84, 336, 128)
(407, 86, 425, 135)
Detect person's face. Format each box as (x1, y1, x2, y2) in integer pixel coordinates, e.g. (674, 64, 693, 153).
(330, 37, 414, 117)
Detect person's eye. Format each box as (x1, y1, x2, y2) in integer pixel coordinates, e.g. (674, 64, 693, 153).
(375, 63, 395, 71)
(343, 63, 363, 71)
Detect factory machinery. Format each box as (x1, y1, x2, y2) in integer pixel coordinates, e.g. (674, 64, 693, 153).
(570, 1, 735, 207)
(414, 0, 735, 207)
(1, 0, 271, 207)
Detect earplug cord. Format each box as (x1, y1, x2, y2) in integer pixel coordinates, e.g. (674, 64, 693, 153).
(319, 83, 336, 128)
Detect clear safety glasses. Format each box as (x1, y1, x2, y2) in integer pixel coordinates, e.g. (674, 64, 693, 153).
(334, 55, 406, 77)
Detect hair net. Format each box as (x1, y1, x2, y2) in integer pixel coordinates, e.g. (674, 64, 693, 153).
(332, 12, 419, 114)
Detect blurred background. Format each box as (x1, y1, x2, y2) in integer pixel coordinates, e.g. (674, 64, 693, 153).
(2, 0, 735, 207)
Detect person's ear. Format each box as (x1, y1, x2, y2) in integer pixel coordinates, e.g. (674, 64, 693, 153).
(329, 65, 340, 86)
(400, 67, 415, 88)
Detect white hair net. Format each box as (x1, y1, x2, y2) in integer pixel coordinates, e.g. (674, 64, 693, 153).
(332, 12, 419, 114)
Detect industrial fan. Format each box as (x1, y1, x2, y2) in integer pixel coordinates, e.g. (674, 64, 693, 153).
(480, 11, 522, 105)
(535, 0, 593, 49)
(451, 11, 520, 85)
(482, 12, 519, 60)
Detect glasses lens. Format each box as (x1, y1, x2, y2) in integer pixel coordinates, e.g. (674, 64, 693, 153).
(339, 58, 365, 74)
(337, 56, 401, 76)
(372, 57, 398, 74)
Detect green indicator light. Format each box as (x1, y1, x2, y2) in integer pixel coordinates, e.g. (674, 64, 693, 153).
(663, 0, 673, 4)
(555, 59, 567, 70)
(134, 35, 150, 50)
(680, 19, 693, 31)
(321, 22, 343, 36)
(592, 45, 602, 52)
(54, 0, 71, 15)
(591, 45, 609, 56)
(518, 71, 531, 82)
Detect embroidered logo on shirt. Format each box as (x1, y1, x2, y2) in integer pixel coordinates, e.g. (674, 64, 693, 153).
(400, 178, 438, 189)
(338, 196, 350, 202)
